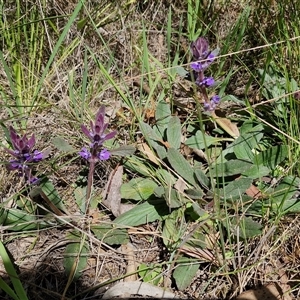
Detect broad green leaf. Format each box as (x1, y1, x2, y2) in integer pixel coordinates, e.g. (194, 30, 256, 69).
(162, 208, 186, 250)
(52, 137, 75, 152)
(121, 178, 158, 201)
(64, 231, 89, 281)
(114, 199, 169, 226)
(0, 208, 44, 231)
(255, 145, 288, 169)
(270, 176, 300, 210)
(140, 122, 167, 160)
(74, 186, 86, 214)
(241, 165, 270, 179)
(140, 121, 162, 141)
(164, 187, 188, 208)
(230, 217, 262, 239)
(185, 131, 222, 149)
(175, 66, 189, 77)
(138, 263, 163, 285)
(173, 258, 200, 291)
(186, 203, 210, 222)
(0, 241, 29, 300)
(167, 116, 181, 150)
(211, 160, 253, 177)
(39, 179, 67, 213)
(124, 156, 154, 177)
(110, 145, 136, 156)
(233, 132, 263, 161)
(282, 198, 300, 214)
(156, 169, 177, 186)
(194, 168, 210, 189)
(219, 177, 253, 200)
(91, 224, 129, 245)
(167, 148, 197, 187)
(16, 196, 36, 214)
(155, 101, 171, 125)
(185, 188, 204, 199)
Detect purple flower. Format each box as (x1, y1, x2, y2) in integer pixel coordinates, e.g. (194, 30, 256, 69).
(211, 95, 221, 104)
(190, 37, 218, 72)
(81, 106, 117, 148)
(203, 95, 221, 112)
(98, 149, 110, 160)
(190, 37, 210, 60)
(197, 77, 215, 87)
(4, 126, 48, 184)
(79, 106, 116, 162)
(79, 147, 91, 160)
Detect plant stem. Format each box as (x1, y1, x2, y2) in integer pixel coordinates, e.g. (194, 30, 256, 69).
(85, 160, 95, 214)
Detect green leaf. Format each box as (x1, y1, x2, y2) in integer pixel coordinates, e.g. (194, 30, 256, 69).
(0, 208, 43, 231)
(155, 101, 171, 125)
(110, 145, 136, 156)
(138, 263, 163, 285)
(0, 277, 19, 300)
(233, 132, 263, 161)
(52, 137, 75, 152)
(140, 122, 167, 160)
(156, 169, 177, 186)
(64, 231, 89, 281)
(164, 187, 189, 208)
(114, 199, 169, 226)
(91, 224, 129, 245)
(185, 131, 222, 149)
(173, 258, 200, 291)
(270, 176, 300, 211)
(219, 177, 253, 200)
(39, 179, 67, 213)
(194, 168, 210, 189)
(185, 188, 204, 199)
(0, 241, 29, 300)
(255, 145, 288, 169)
(124, 156, 155, 177)
(241, 165, 270, 179)
(230, 216, 262, 239)
(74, 186, 86, 214)
(121, 178, 158, 201)
(167, 116, 181, 150)
(167, 148, 197, 187)
(211, 160, 253, 177)
(162, 208, 186, 250)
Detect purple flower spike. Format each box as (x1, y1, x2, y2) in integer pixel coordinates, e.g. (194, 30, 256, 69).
(4, 126, 47, 184)
(80, 105, 116, 162)
(81, 106, 117, 148)
(190, 37, 210, 60)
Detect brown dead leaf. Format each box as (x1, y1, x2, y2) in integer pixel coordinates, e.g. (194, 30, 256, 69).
(211, 111, 240, 138)
(102, 166, 134, 217)
(137, 142, 160, 165)
(174, 177, 187, 193)
(236, 283, 292, 300)
(245, 184, 263, 199)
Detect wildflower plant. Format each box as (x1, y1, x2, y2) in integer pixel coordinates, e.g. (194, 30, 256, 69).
(190, 37, 220, 111)
(79, 105, 117, 212)
(4, 126, 48, 184)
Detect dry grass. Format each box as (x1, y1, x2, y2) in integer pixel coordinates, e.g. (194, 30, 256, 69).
(1, 1, 300, 299)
